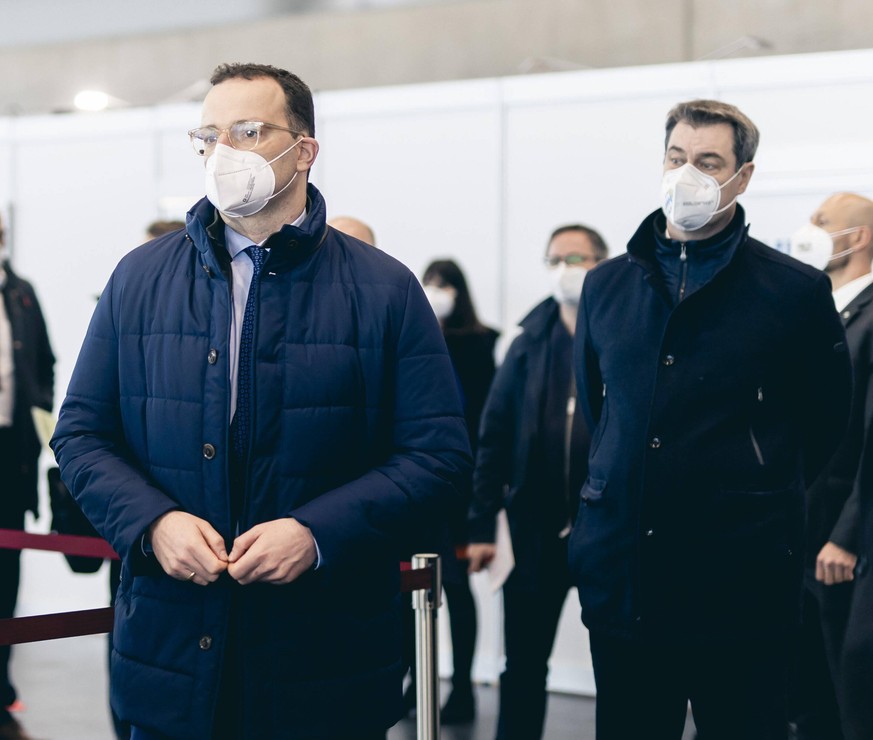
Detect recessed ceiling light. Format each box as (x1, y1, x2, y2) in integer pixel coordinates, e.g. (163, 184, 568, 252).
(74, 90, 110, 112)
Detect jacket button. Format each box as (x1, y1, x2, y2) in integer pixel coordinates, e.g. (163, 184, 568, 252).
(199, 635, 213, 650)
(207, 348, 218, 365)
(649, 437, 661, 449)
(202, 444, 216, 460)
(842, 310, 851, 319)
(662, 355, 675, 366)
(645, 529, 654, 537)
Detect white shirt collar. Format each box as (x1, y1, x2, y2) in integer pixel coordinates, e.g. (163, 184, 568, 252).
(224, 207, 308, 259)
(833, 269, 873, 313)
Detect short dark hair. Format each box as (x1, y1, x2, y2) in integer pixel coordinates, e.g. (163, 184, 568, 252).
(547, 224, 609, 261)
(422, 259, 487, 335)
(665, 99, 759, 168)
(210, 63, 315, 137)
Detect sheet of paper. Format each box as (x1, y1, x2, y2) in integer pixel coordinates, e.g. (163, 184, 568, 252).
(488, 509, 515, 592)
(31, 406, 56, 452)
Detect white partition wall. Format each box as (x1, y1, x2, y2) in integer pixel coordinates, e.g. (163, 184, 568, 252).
(8, 47, 873, 696)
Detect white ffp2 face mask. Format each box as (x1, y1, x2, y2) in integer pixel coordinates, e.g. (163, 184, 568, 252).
(205, 139, 301, 218)
(423, 285, 456, 320)
(789, 223, 862, 271)
(661, 163, 744, 232)
(548, 263, 587, 307)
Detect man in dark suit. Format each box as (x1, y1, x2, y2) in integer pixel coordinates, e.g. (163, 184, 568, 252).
(573, 100, 852, 740)
(0, 216, 55, 740)
(788, 192, 873, 740)
(841, 417, 873, 740)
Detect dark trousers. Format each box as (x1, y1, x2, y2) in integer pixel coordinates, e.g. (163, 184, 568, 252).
(497, 536, 572, 740)
(443, 575, 477, 694)
(840, 556, 873, 740)
(108, 558, 131, 740)
(788, 580, 852, 740)
(589, 630, 790, 740)
(0, 428, 23, 717)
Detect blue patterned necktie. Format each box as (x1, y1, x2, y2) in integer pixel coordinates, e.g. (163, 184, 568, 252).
(231, 246, 267, 459)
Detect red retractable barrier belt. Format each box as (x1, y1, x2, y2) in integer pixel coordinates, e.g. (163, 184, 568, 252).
(0, 528, 433, 646)
(0, 529, 118, 560)
(0, 608, 114, 646)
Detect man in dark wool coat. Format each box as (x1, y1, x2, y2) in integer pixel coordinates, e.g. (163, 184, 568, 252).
(571, 99, 852, 740)
(51, 63, 471, 740)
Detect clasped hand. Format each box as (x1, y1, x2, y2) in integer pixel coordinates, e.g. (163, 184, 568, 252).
(148, 511, 317, 586)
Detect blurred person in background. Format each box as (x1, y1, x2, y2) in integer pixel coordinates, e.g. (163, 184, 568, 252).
(145, 220, 185, 240)
(0, 215, 55, 740)
(468, 225, 608, 739)
(787, 192, 873, 740)
(416, 258, 499, 724)
(328, 215, 376, 247)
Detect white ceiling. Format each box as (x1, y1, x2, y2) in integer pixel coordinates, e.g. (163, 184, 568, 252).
(0, 0, 446, 49)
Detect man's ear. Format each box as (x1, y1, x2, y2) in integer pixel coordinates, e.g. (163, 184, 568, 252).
(735, 162, 755, 195)
(855, 224, 873, 251)
(296, 137, 319, 173)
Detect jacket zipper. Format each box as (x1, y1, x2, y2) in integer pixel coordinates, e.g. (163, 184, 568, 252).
(749, 427, 765, 466)
(749, 386, 765, 465)
(560, 377, 576, 538)
(678, 244, 688, 302)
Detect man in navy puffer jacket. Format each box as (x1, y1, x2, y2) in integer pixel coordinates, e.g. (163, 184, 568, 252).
(50, 63, 471, 740)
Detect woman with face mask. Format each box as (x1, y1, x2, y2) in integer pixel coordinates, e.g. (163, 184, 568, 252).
(399, 259, 499, 724)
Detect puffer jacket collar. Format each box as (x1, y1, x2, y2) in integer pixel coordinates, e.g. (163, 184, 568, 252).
(185, 183, 330, 277)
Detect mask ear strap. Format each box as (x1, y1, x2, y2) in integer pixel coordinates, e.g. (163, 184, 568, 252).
(264, 170, 299, 204)
(711, 164, 748, 216)
(828, 226, 862, 239)
(265, 137, 303, 167)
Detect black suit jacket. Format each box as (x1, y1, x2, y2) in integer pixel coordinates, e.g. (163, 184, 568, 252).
(804, 280, 873, 575)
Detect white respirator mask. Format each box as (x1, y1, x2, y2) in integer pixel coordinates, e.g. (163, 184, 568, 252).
(205, 139, 301, 218)
(661, 163, 744, 232)
(789, 223, 862, 271)
(423, 285, 456, 320)
(548, 263, 587, 307)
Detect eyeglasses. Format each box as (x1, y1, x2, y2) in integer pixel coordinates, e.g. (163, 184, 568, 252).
(543, 254, 600, 268)
(187, 120, 302, 156)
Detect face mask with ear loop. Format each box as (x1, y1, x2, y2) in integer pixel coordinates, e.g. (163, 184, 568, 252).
(661, 163, 746, 232)
(205, 137, 303, 218)
(789, 223, 863, 271)
(548, 263, 588, 307)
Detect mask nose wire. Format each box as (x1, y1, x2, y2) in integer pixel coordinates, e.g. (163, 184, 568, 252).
(208, 137, 303, 179)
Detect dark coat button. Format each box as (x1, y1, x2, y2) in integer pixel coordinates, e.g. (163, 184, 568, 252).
(649, 437, 661, 449)
(207, 349, 218, 365)
(202, 444, 216, 460)
(199, 635, 213, 650)
(646, 529, 654, 537)
(663, 355, 675, 366)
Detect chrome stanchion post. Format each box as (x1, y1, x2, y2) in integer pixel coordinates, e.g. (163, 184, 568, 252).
(412, 553, 441, 740)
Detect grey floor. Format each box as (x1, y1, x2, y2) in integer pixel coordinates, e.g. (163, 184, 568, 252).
(7, 636, 696, 739)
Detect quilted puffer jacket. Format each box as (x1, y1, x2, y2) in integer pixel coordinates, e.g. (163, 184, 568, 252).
(51, 184, 472, 738)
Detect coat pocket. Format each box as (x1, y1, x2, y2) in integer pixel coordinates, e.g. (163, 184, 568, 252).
(580, 477, 607, 505)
